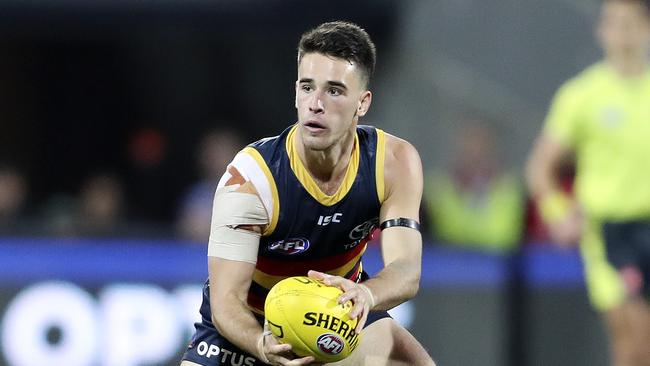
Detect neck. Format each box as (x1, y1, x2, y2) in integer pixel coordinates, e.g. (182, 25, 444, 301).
(295, 129, 356, 183)
(605, 53, 648, 77)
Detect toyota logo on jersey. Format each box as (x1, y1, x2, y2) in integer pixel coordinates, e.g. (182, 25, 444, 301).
(349, 218, 379, 240)
(267, 238, 310, 255)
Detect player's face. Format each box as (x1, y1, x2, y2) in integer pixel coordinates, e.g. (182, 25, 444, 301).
(597, 1, 650, 58)
(295, 53, 372, 151)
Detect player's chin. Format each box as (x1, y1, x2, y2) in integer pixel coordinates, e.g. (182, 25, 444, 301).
(303, 136, 332, 152)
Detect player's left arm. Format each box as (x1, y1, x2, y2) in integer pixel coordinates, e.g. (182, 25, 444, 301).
(365, 134, 423, 308)
(309, 134, 423, 330)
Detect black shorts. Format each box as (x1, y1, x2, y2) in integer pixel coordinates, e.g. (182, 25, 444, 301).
(603, 220, 650, 295)
(181, 281, 391, 366)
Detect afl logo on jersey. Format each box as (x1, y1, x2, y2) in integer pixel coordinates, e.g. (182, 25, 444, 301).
(268, 238, 310, 255)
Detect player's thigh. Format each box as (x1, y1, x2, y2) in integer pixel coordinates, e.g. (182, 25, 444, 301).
(334, 318, 394, 366)
(328, 318, 434, 366)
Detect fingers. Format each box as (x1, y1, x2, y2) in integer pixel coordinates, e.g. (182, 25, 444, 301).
(323, 274, 353, 290)
(307, 270, 326, 281)
(336, 278, 356, 292)
(348, 294, 366, 318)
(355, 308, 369, 332)
(308, 271, 354, 290)
(338, 284, 361, 304)
(307, 270, 373, 333)
(269, 354, 292, 365)
(336, 283, 371, 332)
(268, 343, 292, 354)
(263, 331, 294, 365)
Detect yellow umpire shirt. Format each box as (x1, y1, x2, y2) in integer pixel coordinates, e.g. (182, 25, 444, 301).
(544, 62, 650, 222)
(543, 62, 650, 310)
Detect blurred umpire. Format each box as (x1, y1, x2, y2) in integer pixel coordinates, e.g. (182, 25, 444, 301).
(527, 1, 650, 365)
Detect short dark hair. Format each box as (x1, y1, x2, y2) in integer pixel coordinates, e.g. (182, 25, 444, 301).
(298, 21, 376, 88)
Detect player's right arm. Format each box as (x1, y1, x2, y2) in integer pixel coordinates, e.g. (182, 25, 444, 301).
(207, 167, 314, 366)
(209, 257, 314, 365)
(208, 256, 267, 354)
(525, 81, 583, 246)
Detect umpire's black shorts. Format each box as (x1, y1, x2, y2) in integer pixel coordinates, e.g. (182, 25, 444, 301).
(603, 220, 650, 296)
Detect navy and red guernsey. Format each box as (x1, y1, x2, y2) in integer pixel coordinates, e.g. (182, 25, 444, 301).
(200, 123, 386, 318)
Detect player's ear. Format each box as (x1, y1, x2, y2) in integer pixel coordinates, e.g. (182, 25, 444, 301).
(295, 80, 299, 109)
(357, 90, 372, 117)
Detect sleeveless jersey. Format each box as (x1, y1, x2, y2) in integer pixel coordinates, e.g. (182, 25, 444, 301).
(215, 124, 386, 314)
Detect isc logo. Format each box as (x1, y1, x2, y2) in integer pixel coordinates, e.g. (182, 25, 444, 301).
(316, 333, 344, 355)
(317, 213, 343, 226)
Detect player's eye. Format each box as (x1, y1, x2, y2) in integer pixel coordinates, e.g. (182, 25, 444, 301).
(328, 88, 342, 96)
(301, 84, 313, 92)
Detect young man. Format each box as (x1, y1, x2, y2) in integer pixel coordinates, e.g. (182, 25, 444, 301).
(526, 1, 650, 365)
(180, 21, 435, 366)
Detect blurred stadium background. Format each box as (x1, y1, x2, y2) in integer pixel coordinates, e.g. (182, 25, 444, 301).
(0, 1, 611, 365)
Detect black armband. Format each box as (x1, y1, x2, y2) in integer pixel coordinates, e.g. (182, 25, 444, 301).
(379, 218, 421, 231)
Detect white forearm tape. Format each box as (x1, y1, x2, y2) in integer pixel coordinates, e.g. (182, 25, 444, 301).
(208, 185, 269, 264)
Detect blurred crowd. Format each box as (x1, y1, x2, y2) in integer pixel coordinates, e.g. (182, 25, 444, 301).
(421, 116, 573, 254)
(0, 117, 569, 253)
(0, 127, 245, 242)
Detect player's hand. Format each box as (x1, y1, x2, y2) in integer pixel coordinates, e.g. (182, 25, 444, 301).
(547, 206, 583, 248)
(258, 320, 316, 366)
(307, 270, 374, 332)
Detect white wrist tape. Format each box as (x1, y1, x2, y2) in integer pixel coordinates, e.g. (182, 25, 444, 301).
(208, 185, 269, 264)
(359, 284, 376, 309)
(256, 333, 271, 364)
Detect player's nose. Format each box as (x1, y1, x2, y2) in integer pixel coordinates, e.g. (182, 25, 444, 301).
(308, 93, 325, 113)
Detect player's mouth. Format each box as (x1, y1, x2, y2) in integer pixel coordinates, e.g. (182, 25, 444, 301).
(303, 120, 327, 134)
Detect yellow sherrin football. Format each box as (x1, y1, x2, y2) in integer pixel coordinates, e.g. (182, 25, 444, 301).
(264, 276, 362, 363)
